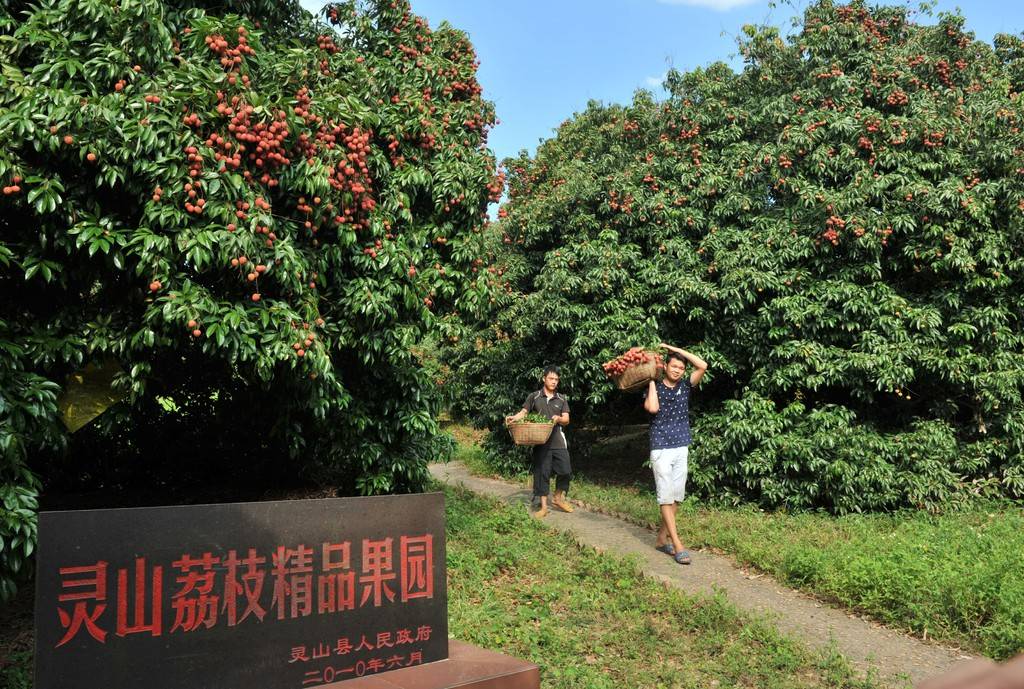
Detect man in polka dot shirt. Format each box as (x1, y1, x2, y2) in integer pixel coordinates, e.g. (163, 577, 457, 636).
(643, 343, 708, 565)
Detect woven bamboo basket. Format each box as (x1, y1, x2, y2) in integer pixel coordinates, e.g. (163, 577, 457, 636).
(613, 360, 660, 392)
(508, 421, 555, 446)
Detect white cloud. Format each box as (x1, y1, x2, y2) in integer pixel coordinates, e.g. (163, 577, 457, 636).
(656, 0, 760, 11)
(645, 72, 668, 88)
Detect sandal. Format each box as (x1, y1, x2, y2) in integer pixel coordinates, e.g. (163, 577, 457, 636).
(674, 550, 692, 565)
(655, 543, 676, 556)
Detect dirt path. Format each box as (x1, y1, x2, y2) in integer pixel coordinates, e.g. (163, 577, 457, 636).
(430, 461, 977, 688)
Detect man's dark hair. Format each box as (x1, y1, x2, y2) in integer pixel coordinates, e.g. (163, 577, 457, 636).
(542, 365, 560, 378)
(666, 352, 686, 366)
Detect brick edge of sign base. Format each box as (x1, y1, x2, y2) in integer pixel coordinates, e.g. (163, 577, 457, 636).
(324, 639, 540, 689)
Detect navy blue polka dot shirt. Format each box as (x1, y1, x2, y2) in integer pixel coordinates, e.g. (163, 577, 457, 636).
(644, 380, 692, 450)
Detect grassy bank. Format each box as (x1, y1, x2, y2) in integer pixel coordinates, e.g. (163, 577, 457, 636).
(453, 429, 1024, 661)
(445, 483, 876, 689)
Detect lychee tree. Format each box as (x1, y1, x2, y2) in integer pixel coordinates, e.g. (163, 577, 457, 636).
(449, 1, 1024, 516)
(0, 0, 501, 599)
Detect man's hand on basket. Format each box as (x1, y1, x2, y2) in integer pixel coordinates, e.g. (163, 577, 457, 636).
(505, 410, 526, 426)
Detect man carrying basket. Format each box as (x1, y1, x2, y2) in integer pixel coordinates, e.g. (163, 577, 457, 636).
(643, 343, 707, 565)
(505, 366, 573, 518)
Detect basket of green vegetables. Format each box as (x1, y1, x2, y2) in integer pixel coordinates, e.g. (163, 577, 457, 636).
(507, 412, 555, 446)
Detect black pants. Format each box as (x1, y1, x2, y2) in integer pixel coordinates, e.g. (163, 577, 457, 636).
(532, 447, 571, 497)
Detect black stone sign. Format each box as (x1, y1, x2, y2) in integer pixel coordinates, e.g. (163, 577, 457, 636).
(35, 493, 447, 689)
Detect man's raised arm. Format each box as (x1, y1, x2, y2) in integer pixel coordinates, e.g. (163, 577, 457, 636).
(660, 342, 708, 386)
(643, 379, 660, 414)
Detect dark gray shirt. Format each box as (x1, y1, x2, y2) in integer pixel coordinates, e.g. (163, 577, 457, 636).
(522, 390, 570, 450)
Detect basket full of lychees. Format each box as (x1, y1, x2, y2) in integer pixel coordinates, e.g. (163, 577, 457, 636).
(602, 347, 664, 392)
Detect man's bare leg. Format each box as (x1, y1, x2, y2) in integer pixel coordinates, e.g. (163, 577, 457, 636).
(533, 494, 549, 518)
(655, 520, 669, 547)
(660, 503, 685, 553)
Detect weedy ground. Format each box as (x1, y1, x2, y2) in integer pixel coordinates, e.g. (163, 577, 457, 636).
(453, 424, 1024, 661)
(445, 483, 877, 689)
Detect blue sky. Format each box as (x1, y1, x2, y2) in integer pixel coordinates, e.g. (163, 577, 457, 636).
(300, 0, 1024, 165)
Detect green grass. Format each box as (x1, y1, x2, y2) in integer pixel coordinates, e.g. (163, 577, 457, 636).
(444, 483, 878, 689)
(453, 432, 1024, 661)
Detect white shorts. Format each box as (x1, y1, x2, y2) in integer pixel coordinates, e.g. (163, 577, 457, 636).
(651, 445, 689, 505)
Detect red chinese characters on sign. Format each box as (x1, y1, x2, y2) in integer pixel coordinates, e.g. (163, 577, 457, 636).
(272, 545, 315, 620)
(56, 561, 108, 647)
(171, 552, 219, 632)
(318, 542, 355, 614)
(359, 538, 396, 607)
(222, 548, 267, 626)
(400, 535, 433, 602)
(53, 536, 435, 648)
(117, 558, 163, 638)
(287, 624, 432, 664)
(296, 648, 426, 686)
(292, 632, 432, 686)
(57, 557, 167, 647)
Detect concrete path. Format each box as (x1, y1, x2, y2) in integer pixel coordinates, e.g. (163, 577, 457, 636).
(430, 461, 977, 688)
